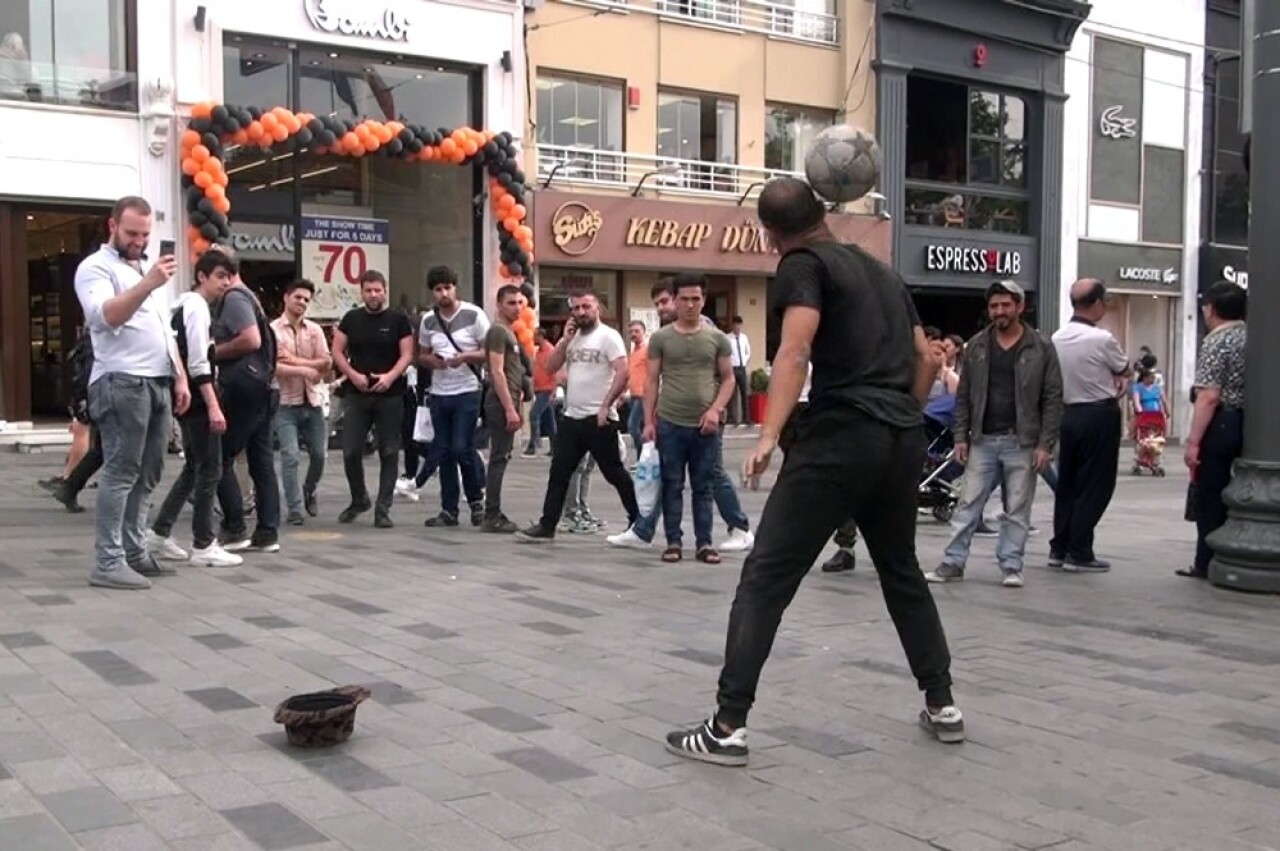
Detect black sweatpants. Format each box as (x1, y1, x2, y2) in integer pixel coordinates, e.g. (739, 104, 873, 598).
(538, 415, 638, 532)
(342, 391, 404, 513)
(1194, 407, 1244, 575)
(1051, 399, 1121, 562)
(715, 406, 953, 728)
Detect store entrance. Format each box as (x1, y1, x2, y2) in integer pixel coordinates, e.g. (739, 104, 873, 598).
(24, 207, 108, 418)
(702, 275, 736, 330)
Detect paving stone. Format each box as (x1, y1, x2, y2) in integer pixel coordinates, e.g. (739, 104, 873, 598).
(309, 594, 389, 616)
(219, 802, 330, 850)
(758, 725, 868, 757)
(0, 812, 79, 851)
(243, 616, 296, 630)
(96, 765, 186, 802)
(1174, 754, 1280, 791)
(520, 622, 579, 637)
(665, 647, 722, 667)
(363, 681, 424, 706)
(494, 747, 595, 783)
(510, 595, 600, 619)
(313, 810, 421, 851)
(10, 757, 97, 795)
(27, 595, 74, 607)
(302, 755, 398, 793)
(185, 687, 259, 712)
(400, 622, 460, 640)
(75, 822, 173, 851)
(553, 571, 636, 592)
(69, 651, 156, 687)
(464, 706, 552, 734)
(39, 786, 137, 832)
(0, 631, 50, 650)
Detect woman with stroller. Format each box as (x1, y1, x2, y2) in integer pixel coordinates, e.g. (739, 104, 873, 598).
(1130, 368, 1169, 474)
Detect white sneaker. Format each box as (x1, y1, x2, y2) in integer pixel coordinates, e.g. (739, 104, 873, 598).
(189, 543, 243, 567)
(606, 528, 652, 549)
(718, 528, 754, 553)
(147, 532, 189, 561)
(394, 477, 421, 502)
(1001, 572, 1025, 588)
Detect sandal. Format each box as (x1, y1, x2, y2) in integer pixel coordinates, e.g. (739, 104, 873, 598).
(661, 547, 683, 563)
(696, 547, 722, 565)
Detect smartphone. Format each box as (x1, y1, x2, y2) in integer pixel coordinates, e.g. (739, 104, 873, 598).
(158, 239, 175, 258)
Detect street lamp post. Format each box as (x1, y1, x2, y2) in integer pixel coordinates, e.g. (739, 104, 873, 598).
(1206, 0, 1280, 592)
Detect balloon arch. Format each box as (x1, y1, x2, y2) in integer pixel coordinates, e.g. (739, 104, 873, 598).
(179, 101, 538, 351)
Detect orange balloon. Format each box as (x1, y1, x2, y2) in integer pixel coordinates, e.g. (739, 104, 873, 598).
(375, 124, 393, 144)
(193, 237, 211, 253)
(342, 132, 360, 151)
(503, 217, 518, 233)
(350, 146, 366, 158)
(462, 140, 477, 157)
(246, 121, 264, 140)
(206, 183, 226, 201)
(439, 138, 457, 156)
(450, 148, 466, 164)
(181, 158, 200, 176)
(510, 203, 526, 220)
(511, 320, 526, 334)
(364, 134, 380, 152)
(231, 129, 249, 146)
(191, 144, 210, 162)
(181, 129, 200, 148)
(515, 225, 533, 242)
(421, 147, 436, 161)
(202, 158, 222, 175)
(193, 171, 213, 189)
(497, 266, 512, 279)
(260, 112, 279, 130)
(498, 194, 515, 211)
(213, 195, 231, 214)
(191, 101, 213, 119)
(214, 170, 229, 188)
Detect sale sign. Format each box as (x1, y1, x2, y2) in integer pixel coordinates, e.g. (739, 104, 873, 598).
(299, 214, 391, 320)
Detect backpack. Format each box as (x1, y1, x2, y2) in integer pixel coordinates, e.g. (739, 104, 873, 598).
(68, 334, 94, 422)
(214, 286, 277, 399)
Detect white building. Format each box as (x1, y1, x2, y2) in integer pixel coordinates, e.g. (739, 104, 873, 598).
(0, 0, 524, 422)
(1060, 0, 1206, 437)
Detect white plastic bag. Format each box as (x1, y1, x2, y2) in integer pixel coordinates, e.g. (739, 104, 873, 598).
(413, 404, 434, 443)
(634, 442, 662, 516)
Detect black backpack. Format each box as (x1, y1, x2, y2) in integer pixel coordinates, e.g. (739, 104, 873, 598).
(69, 334, 94, 412)
(214, 287, 277, 399)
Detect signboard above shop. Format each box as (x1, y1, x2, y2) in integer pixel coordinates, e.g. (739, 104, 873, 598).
(533, 191, 890, 274)
(1078, 239, 1183, 296)
(302, 0, 410, 41)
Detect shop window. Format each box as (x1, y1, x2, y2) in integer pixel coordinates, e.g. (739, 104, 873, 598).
(537, 267, 620, 333)
(219, 35, 480, 314)
(904, 76, 1031, 234)
(1212, 56, 1249, 247)
(765, 104, 835, 172)
(0, 0, 134, 110)
(536, 74, 625, 182)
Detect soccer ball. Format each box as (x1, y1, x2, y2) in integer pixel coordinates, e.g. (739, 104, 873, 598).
(804, 125, 880, 204)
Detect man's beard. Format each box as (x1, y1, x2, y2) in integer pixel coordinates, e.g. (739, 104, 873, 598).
(576, 316, 598, 331)
(365, 299, 386, 312)
(113, 235, 142, 260)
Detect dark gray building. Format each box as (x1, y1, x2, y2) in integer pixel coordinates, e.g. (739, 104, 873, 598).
(874, 0, 1090, 337)
(1201, 0, 1250, 296)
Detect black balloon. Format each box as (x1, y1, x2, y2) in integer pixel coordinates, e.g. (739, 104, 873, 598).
(387, 139, 403, 155)
(224, 117, 241, 134)
(211, 105, 228, 123)
(189, 211, 208, 227)
(483, 141, 499, 157)
(247, 106, 262, 120)
(407, 138, 423, 153)
(308, 118, 324, 133)
(507, 262, 522, 276)
(189, 117, 212, 133)
(295, 128, 313, 145)
(201, 132, 220, 151)
(196, 198, 214, 214)
(497, 172, 512, 187)
(199, 222, 219, 241)
(319, 129, 337, 147)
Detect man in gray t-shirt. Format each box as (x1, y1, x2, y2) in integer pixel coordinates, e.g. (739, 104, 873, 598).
(628, 274, 735, 562)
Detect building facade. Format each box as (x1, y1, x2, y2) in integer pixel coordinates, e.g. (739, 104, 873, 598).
(1060, 0, 1206, 438)
(523, 0, 883, 368)
(874, 0, 1089, 338)
(0, 0, 524, 422)
(1201, 0, 1249, 303)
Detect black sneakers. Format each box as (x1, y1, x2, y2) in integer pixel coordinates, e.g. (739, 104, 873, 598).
(665, 719, 749, 766)
(918, 706, 965, 743)
(424, 511, 459, 528)
(821, 550, 856, 573)
(338, 499, 371, 524)
(514, 523, 554, 543)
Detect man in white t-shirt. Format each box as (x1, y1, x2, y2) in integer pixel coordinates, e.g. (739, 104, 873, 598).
(416, 265, 491, 527)
(517, 291, 638, 542)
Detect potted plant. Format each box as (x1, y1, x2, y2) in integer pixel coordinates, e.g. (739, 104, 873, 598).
(747, 368, 770, 425)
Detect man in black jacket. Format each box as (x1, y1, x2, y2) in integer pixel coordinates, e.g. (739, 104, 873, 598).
(926, 281, 1063, 588)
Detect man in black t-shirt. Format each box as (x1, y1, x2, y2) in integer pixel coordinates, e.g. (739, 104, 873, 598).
(331, 270, 414, 527)
(665, 177, 963, 766)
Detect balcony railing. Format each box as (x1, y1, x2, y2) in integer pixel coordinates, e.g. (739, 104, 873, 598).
(567, 0, 839, 46)
(537, 143, 803, 199)
(0, 59, 137, 112)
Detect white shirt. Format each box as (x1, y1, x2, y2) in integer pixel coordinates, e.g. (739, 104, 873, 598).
(74, 244, 172, 383)
(563, 323, 627, 420)
(418, 302, 491, 396)
(729, 330, 752, 368)
(171, 292, 213, 380)
(1051, 319, 1129, 404)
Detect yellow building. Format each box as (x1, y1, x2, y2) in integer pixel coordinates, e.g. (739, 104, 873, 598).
(523, 0, 886, 372)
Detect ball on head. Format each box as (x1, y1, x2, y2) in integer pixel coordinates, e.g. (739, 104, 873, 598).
(804, 124, 880, 204)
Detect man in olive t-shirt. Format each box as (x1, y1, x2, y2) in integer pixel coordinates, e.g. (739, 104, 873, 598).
(633, 274, 735, 561)
(481, 285, 530, 532)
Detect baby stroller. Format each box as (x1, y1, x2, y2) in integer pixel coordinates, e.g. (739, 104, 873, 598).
(919, 406, 964, 523)
(1131, 411, 1167, 476)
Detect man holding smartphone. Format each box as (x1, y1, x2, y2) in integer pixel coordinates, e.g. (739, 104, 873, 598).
(74, 196, 191, 590)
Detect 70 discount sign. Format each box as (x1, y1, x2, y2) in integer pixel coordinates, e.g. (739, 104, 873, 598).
(299, 214, 391, 320)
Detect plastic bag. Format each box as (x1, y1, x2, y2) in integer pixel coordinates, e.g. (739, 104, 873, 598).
(413, 404, 434, 443)
(634, 442, 662, 516)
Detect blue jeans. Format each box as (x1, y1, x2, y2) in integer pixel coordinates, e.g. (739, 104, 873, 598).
(633, 427, 749, 541)
(943, 435, 1037, 574)
(654, 419, 718, 548)
(627, 398, 646, 457)
(275, 405, 327, 517)
(423, 390, 485, 515)
(89, 374, 172, 572)
(527, 391, 556, 450)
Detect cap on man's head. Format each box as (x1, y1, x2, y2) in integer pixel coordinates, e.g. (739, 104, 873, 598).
(985, 280, 1025, 303)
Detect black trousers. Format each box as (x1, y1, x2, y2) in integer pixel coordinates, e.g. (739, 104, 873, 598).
(781, 403, 859, 551)
(715, 407, 953, 728)
(538, 415, 638, 532)
(64, 426, 103, 497)
(1051, 399, 1122, 562)
(152, 412, 222, 549)
(342, 391, 404, 513)
(1194, 408, 1244, 575)
(218, 387, 281, 541)
(731, 366, 749, 424)
(401, 386, 419, 478)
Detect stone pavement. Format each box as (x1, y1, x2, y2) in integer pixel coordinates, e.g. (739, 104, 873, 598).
(1, 443, 1279, 851)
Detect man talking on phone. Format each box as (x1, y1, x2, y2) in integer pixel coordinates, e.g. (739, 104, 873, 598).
(664, 178, 960, 765)
(74, 196, 191, 590)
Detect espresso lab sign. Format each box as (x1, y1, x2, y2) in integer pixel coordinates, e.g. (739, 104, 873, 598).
(533, 191, 889, 273)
